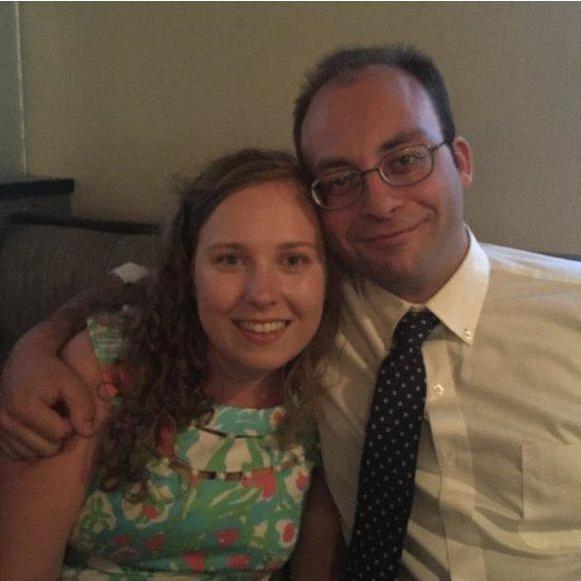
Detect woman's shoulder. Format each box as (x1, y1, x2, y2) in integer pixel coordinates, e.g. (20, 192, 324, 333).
(86, 309, 130, 365)
(61, 308, 131, 403)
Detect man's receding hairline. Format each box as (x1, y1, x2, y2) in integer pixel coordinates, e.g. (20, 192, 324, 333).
(300, 64, 442, 164)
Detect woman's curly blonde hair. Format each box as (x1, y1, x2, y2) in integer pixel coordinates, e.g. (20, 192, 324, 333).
(97, 148, 342, 497)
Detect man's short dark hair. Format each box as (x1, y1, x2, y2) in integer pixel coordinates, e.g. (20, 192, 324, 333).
(293, 45, 457, 175)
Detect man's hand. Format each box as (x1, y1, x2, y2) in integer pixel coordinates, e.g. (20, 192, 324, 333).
(0, 325, 97, 461)
(0, 273, 131, 460)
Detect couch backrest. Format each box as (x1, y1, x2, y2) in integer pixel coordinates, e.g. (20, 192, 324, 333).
(0, 214, 160, 362)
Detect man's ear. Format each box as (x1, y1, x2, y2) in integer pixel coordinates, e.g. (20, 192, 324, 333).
(452, 136, 473, 190)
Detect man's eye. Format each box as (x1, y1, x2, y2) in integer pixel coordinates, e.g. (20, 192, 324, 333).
(398, 154, 416, 166)
(320, 172, 358, 193)
(389, 149, 426, 173)
(333, 174, 354, 186)
(334, 173, 357, 188)
(395, 153, 419, 167)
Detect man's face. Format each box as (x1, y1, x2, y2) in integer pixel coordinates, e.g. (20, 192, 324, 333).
(300, 66, 473, 303)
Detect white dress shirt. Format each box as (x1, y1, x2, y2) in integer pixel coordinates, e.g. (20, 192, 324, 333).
(318, 231, 581, 580)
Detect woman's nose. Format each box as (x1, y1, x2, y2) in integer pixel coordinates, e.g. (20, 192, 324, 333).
(244, 267, 278, 307)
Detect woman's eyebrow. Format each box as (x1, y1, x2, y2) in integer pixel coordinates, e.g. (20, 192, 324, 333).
(205, 242, 245, 252)
(206, 241, 318, 251)
(278, 241, 319, 250)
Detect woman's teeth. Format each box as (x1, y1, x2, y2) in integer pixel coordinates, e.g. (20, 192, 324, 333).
(237, 321, 287, 334)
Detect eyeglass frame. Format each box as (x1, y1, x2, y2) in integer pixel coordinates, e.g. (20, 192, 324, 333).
(309, 139, 451, 210)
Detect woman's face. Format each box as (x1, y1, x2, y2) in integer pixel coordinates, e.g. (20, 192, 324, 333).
(193, 178, 327, 385)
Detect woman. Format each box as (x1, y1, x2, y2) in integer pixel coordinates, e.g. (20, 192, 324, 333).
(0, 149, 342, 579)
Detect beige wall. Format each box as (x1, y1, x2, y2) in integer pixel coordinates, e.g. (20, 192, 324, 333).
(1, 2, 25, 176)
(18, 2, 581, 253)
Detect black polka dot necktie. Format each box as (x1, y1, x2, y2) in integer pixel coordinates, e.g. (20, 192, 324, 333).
(343, 310, 440, 581)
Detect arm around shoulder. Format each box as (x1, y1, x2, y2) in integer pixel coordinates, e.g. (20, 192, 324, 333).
(0, 329, 108, 580)
(0, 273, 127, 459)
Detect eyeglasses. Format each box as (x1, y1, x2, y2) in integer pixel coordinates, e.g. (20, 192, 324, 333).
(310, 140, 450, 210)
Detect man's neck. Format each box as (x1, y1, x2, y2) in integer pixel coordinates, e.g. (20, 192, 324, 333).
(377, 228, 471, 304)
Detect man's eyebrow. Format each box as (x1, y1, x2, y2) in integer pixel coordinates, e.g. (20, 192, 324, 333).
(314, 129, 430, 175)
(314, 157, 355, 175)
(378, 130, 429, 153)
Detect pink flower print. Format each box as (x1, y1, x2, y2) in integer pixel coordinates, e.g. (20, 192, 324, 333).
(216, 528, 240, 548)
(184, 551, 206, 572)
(113, 534, 131, 546)
(282, 522, 296, 544)
(142, 503, 159, 519)
(296, 469, 310, 491)
(271, 408, 286, 428)
(276, 519, 298, 548)
(99, 367, 119, 400)
(145, 534, 165, 552)
(227, 553, 251, 569)
(241, 468, 276, 499)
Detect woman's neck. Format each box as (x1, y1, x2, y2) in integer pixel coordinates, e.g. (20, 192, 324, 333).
(203, 369, 284, 409)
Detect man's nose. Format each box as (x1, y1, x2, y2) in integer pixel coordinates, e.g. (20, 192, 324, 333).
(244, 267, 278, 307)
(360, 169, 404, 218)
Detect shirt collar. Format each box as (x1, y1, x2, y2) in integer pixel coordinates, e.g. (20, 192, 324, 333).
(425, 228, 490, 345)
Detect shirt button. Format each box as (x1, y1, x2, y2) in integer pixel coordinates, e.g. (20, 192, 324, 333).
(432, 383, 445, 397)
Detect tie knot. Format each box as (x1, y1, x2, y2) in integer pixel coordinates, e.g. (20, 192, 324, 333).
(394, 310, 440, 349)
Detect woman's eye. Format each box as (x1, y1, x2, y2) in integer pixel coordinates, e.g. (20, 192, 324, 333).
(214, 254, 241, 267)
(282, 253, 311, 270)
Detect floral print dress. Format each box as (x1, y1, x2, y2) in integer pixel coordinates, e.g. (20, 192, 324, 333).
(61, 315, 316, 580)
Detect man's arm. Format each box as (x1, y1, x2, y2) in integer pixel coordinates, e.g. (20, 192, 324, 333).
(0, 329, 110, 579)
(0, 272, 126, 460)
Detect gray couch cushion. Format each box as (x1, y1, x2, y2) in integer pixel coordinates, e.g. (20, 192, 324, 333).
(0, 216, 159, 361)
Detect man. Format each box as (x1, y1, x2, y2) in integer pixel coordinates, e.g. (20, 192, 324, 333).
(2, 45, 581, 579)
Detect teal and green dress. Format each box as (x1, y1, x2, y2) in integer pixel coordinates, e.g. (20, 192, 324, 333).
(62, 314, 316, 580)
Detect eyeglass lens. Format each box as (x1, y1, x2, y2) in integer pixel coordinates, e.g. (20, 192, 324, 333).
(313, 144, 439, 209)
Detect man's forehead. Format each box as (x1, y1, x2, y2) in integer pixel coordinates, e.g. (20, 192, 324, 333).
(307, 65, 429, 121)
(300, 66, 438, 169)
(332, 63, 408, 85)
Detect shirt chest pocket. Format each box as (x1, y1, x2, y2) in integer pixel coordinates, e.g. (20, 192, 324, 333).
(518, 441, 581, 553)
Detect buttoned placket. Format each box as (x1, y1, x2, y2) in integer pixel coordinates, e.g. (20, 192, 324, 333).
(421, 329, 487, 581)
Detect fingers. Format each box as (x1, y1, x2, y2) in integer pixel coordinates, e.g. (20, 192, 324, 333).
(0, 407, 68, 459)
(4, 396, 72, 442)
(0, 431, 37, 460)
(56, 378, 97, 438)
(0, 430, 50, 461)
